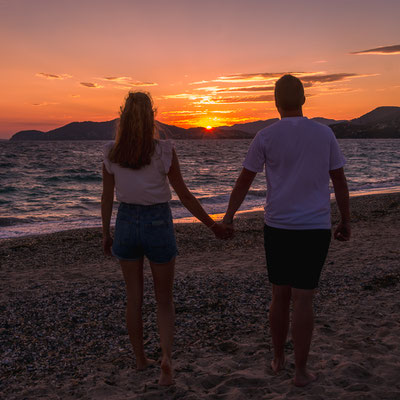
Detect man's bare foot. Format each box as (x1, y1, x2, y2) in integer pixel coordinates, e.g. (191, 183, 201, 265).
(158, 357, 174, 386)
(294, 370, 317, 387)
(136, 358, 157, 371)
(271, 357, 286, 374)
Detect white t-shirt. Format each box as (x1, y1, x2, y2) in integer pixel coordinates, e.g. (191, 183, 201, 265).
(103, 140, 174, 205)
(243, 117, 346, 230)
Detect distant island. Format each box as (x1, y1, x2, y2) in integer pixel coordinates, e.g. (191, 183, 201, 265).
(9, 106, 400, 141)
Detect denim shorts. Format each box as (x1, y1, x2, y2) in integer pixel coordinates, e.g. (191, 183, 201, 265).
(112, 202, 178, 264)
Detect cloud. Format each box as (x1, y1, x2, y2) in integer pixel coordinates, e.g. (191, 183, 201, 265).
(103, 76, 132, 82)
(190, 72, 359, 90)
(213, 73, 283, 83)
(191, 72, 286, 85)
(317, 87, 360, 95)
(213, 95, 275, 104)
(163, 93, 199, 100)
(31, 102, 59, 106)
(195, 85, 275, 93)
(161, 109, 235, 116)
(80, 82, 103, 88)
(300, 73, 358, 83)
(163, 71, 374, 109)
(36, 72, 72, 80)
(161, 110, 207, 116)
(224, 85, 276, 92)
(102, 76, 157, 87)
(351, 44, 400, 55)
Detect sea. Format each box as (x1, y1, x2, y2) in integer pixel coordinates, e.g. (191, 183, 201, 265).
(1, 139, 400, 239)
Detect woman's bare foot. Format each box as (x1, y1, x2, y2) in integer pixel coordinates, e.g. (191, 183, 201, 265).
(136, 358, 157, 371)
(271, 356, 286, 374)
(158, 357, 174, 386)
(294, 370, 317, 387)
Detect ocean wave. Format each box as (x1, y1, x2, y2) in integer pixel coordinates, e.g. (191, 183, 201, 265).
(0, 162, 14, 168)
(247, 189, 267, 198)
(0, 186, 17, 194)
(0, 217, 36, 227)
(42, 174, 102, 183)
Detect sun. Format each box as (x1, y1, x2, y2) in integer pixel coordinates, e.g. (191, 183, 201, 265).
(206, 126, 212, 130)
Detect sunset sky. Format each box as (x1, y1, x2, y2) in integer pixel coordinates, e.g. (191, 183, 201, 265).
(0, 0, 399, 138)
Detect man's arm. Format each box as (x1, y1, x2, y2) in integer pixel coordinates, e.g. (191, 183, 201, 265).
(223, 167, 257, 223)
(329, 167, 351, 241)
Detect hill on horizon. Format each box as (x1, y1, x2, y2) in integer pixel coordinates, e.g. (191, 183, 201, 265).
(9, 106, 400, 141)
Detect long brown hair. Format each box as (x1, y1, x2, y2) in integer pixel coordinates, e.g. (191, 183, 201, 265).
(109, 92, 155, 169)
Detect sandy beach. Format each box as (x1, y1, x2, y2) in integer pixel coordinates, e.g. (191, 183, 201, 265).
(1, 192, 400, 399)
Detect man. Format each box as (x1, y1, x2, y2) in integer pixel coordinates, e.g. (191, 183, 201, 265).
(223, 74, 350, 387)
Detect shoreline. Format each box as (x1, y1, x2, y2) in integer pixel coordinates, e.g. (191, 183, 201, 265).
(2, 186, 400, 240)
(2, 191, 400, 246)
(1, 192, 400, 399)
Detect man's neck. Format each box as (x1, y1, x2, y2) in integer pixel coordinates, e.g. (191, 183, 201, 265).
(279, 109, 303, 118)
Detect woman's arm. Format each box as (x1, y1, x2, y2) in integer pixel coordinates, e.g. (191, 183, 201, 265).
(167, 149, 231, 238)
(101, 163, 115, 254)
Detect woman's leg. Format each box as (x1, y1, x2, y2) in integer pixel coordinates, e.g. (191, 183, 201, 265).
(120, 258, 154, 370)
(150, 258, 175, 386)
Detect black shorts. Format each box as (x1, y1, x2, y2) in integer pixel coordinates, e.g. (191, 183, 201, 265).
(264, 225, 331, 290)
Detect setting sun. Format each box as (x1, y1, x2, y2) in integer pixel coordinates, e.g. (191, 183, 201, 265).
(206, 126, 212, 130)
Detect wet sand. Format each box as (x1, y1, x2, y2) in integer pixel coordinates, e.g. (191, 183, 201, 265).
(1, 193, 400, 399)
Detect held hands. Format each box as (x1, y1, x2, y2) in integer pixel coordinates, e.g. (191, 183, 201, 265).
(209, 213, 235, 240)
(210, 221, 234, 240)
(334, 220, 351, 241)
(103, 234, 113, 256)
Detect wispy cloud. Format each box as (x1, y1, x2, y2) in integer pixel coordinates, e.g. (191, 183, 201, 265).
(351, 44, 400, 55)
(36, 72, 72, 80)
(224, 85, 276, 92)
(190, 72, 361, 90)
(300, 73, 358, 83)
(163, 71, 374, 109)
(163, 93, 199, 100)
(161, 110, 207, 116)
(101, 76, 158, 88)
(212, 95, 275, 104)
(161, 109, 235, 116)
(191, 72, 286, 85)
(317, 87, 360, 95)
(195, 85, 276, 93)
(80, 82, 103, 88)
(31, 102, 59, 106)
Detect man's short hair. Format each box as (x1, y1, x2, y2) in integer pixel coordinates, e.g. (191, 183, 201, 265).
(274, 74, 305, 111)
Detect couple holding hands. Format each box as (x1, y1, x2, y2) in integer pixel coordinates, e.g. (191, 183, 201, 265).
(101, 74, 350, 387)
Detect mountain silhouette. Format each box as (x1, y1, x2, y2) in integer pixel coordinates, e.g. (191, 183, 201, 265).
(9, 106, 400, 141)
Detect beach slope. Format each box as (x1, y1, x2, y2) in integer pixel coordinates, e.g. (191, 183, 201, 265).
(1, 193, 400, 399)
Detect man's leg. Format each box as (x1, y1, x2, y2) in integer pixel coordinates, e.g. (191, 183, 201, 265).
(269, 284, 291, 373)
(291, 288, 317, 386)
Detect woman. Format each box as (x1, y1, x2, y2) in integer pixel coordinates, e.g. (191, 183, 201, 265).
(101, 92, 230, 386)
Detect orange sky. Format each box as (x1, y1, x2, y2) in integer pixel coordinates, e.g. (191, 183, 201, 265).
(0, 0, 399, 138)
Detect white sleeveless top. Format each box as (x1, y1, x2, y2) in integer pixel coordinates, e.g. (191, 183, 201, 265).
(103, 140, 174, 205)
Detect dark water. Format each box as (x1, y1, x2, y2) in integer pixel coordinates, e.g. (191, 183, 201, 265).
(1, 139, 399, 238)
